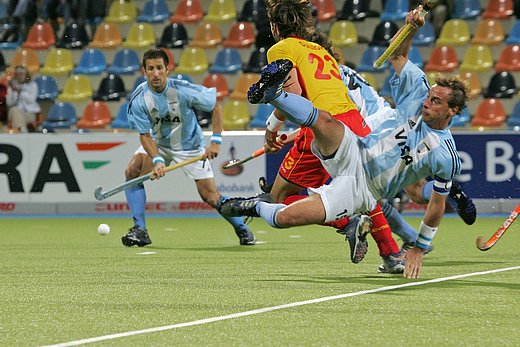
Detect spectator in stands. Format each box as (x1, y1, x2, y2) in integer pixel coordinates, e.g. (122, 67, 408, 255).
(6, 0, 38, 36)
(76, 0, 106, 37)
(6, 65, 41, 133)
(0, 79, 7, 126)
(39, 0, 80, 34)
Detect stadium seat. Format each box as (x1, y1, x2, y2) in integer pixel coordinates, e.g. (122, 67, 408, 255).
(222, 99, 250, 130)
(57, 22, 90, 49)
(413, 20, 435, 46)
(507, 101, 520, 129)
(40, 48, 74, 76)
(506, 20, 520, 45)
(58, 75, 93, 102)
(255, 29, 276, 49)
(209, 48, 243, 74)
(311, 0, 336, 22)
(223, 22, 255, 48)
(137, 0, 170, 23)
(76, 100, 112, 129)
(457, 70, 482, 99)
(161, 48, 175, 70)
(459, 45, 494, 72)
(243, 46, 268, 73)
(35, 75, 59, 101)
(0, 23, 22, 49)
(42, 102, 77, 130)
(22, 22, 56, 49)
(105, 0, 138, 24)
(230, 73, 260, 100)
(472, 98, 507, 127)
(485, 71, 517, 98)
(8, 48, 40, 75)
(158, 23, 189, 49)
(450, 107, 470, 127)
(371, 20, 399, 46)
(337, 0, 372, 21)
(111, 102, 131, 129)
(249, 103, 275, 128)
(357, 45, 388, 72)
(173, 74, 193, 83)
(204, 0, 237, 23)
(94, 74, 126, 101)
(195, 108, 212, 128)
(482, 0, 514, 19)
(107, 49, 141, 75)
(425, 71, 442, 87)
(170, 0, 204, 24)
(358, 72, 379, 90)
(436, 19, 471, 46)
(121, 23, 156, 50)
(74, 48, 107, 75)
(190, 22, 223, 48)
(202, 73, 229, 100)
(451, 0, 481, 20)
(175, 47, 209, 75)
(329, 20, 358, 48)
(471, 19, 505, 45)
(495, 45, 520, 72)
(408, 46, 424, 69)
(89, 22, 123, 49)
(238, 0, 267, 22)
(380, 0, 408, 21)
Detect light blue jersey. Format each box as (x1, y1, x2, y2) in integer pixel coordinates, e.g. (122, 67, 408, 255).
(359, 61, 461, 200)
(127, 78, 216, 151)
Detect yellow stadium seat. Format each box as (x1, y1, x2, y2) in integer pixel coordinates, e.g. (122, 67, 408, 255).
(174, 47, 209, 75)
(222, 99, 250, 130)
(40, 48, 74, 76)
(459, 44, 494, 72)
(58, 75, 93, 102)
(105, 0, 138, 24)
(89, 22, 123, 49)
(329, 20, 358, 47)
(121, 23, 156, 50)
(204, 0, 237, 23)
(436, 19, 470, 46)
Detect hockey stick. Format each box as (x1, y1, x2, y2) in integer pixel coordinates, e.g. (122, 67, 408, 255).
(476, 204, 520, 251)
(223, 134, 287, 169)
(94, 154, 206, 201)
(373, 0, 437, 69)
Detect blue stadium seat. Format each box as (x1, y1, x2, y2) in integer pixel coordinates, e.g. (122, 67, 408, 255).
(451, 0, 481, 19)
(450, 107, 470, 127)
(111, 102, 131, 129)
(409, 46, 424, 69)
(42, 102, 77, 130)
(249, 103, 275, 128)
(130, 75, 147, 96)
(507, 101, 520, 129)
(0, 23, 22, 49)
(380, 0, 409, 21)
(137, 0, 170, 23)
(357, 45, 388, 72)
(173, 74, 193, 83)
(35, 75, 59, 101)
(209, 48, 243, 74)
(107, 49, 141, 75)
(74, 48, 107, 75)
(506, 20, 520, 45)
(413, 20, 435, 46)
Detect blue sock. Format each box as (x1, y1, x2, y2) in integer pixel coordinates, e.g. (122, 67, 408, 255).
(218, 195, 248, 230)
(422, 180, 457, 208)
(256, 202, 287, 228)
(270, 92, 319, 127)
(125, 183, 146, 229)
(381, 201, 418, 243)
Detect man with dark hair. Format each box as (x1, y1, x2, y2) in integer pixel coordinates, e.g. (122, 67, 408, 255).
(121, 48, 256, 247)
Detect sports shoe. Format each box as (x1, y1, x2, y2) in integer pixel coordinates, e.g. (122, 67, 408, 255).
(449, 181, 477, 225)
(378, 252, 405, 274)
(258, 176, 273, 194)
(121, 226, 152, 247)
(247, 59, 293, 104)
(218, 193, 274, 217)
(235, 226, 257, 245)
(342, 215, 371, 264)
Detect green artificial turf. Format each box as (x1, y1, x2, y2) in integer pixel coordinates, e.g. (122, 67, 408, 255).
(1, 215, 519, 346)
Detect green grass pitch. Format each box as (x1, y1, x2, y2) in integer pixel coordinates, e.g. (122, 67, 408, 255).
(1, 215, 520, 346)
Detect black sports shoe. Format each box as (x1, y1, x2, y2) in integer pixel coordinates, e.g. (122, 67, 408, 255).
(218, 193, 274, 217)
(247, 59, 293, 104)
(121, 226, 152, 247)
(449, 181, 477, 225)
(235, 226, 257, 245)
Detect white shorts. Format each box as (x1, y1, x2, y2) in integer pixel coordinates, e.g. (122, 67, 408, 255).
(308, 124, 377, 223)
(134, 146, 214, 180)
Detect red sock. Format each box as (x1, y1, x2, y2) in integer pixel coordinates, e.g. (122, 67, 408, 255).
(368, 204, 400, 257)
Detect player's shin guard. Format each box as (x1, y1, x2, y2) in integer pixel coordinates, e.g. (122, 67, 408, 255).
(125, 182, 147, 229)
(270, 93, 319, 127)
(368, 204, 400, 257)
(256, 202, 287, 228)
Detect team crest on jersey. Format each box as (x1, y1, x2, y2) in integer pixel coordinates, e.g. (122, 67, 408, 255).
(417, 142, 431, 155)
(283, 157, 295, 170)
(408, 119, 416, 128)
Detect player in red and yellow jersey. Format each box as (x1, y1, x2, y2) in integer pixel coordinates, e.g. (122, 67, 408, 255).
(263, 0, 403, 270)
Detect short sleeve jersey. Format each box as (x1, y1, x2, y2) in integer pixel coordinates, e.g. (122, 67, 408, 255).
(267, 37, 357, 115)
(127, 78, 216, 151)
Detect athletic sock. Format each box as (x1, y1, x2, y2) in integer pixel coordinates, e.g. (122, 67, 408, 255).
(256, 202, 287, 228)
(125, 183, 146, 229)
(218, 195, 249, 230)
(381, 201, 418, 243)
(368, 204, 400, 257)
(270, 92, 319, 127)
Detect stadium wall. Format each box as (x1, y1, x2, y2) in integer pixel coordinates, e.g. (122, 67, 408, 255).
(0, 131, 519, 215)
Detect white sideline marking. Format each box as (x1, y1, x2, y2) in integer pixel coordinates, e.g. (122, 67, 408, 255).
(137, 252, 157, 255)
(41, 266, 520, 347)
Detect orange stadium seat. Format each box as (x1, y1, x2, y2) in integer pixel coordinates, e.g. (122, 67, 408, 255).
(495, 45, 520, 72)
(202, 73, 229, 100)
(76, 100, 112, 129)
(8, 48, 40, 75)
(457, 70, 482, 99)
(482, 0, 514, 19)
(89, 22, 123, 49)
(311, 0, 337, 22)
(190, 22, 223, 48)
(223, 22, 255, 48)
(471, 19, 505, 45)
(230, 73, 260, 100)
(472, 98, 507, 127)
(170, 0, 204, 24)
(22, 22, 56, 49)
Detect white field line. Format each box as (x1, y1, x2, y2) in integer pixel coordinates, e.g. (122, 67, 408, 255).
(41, 265, 520, 347)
